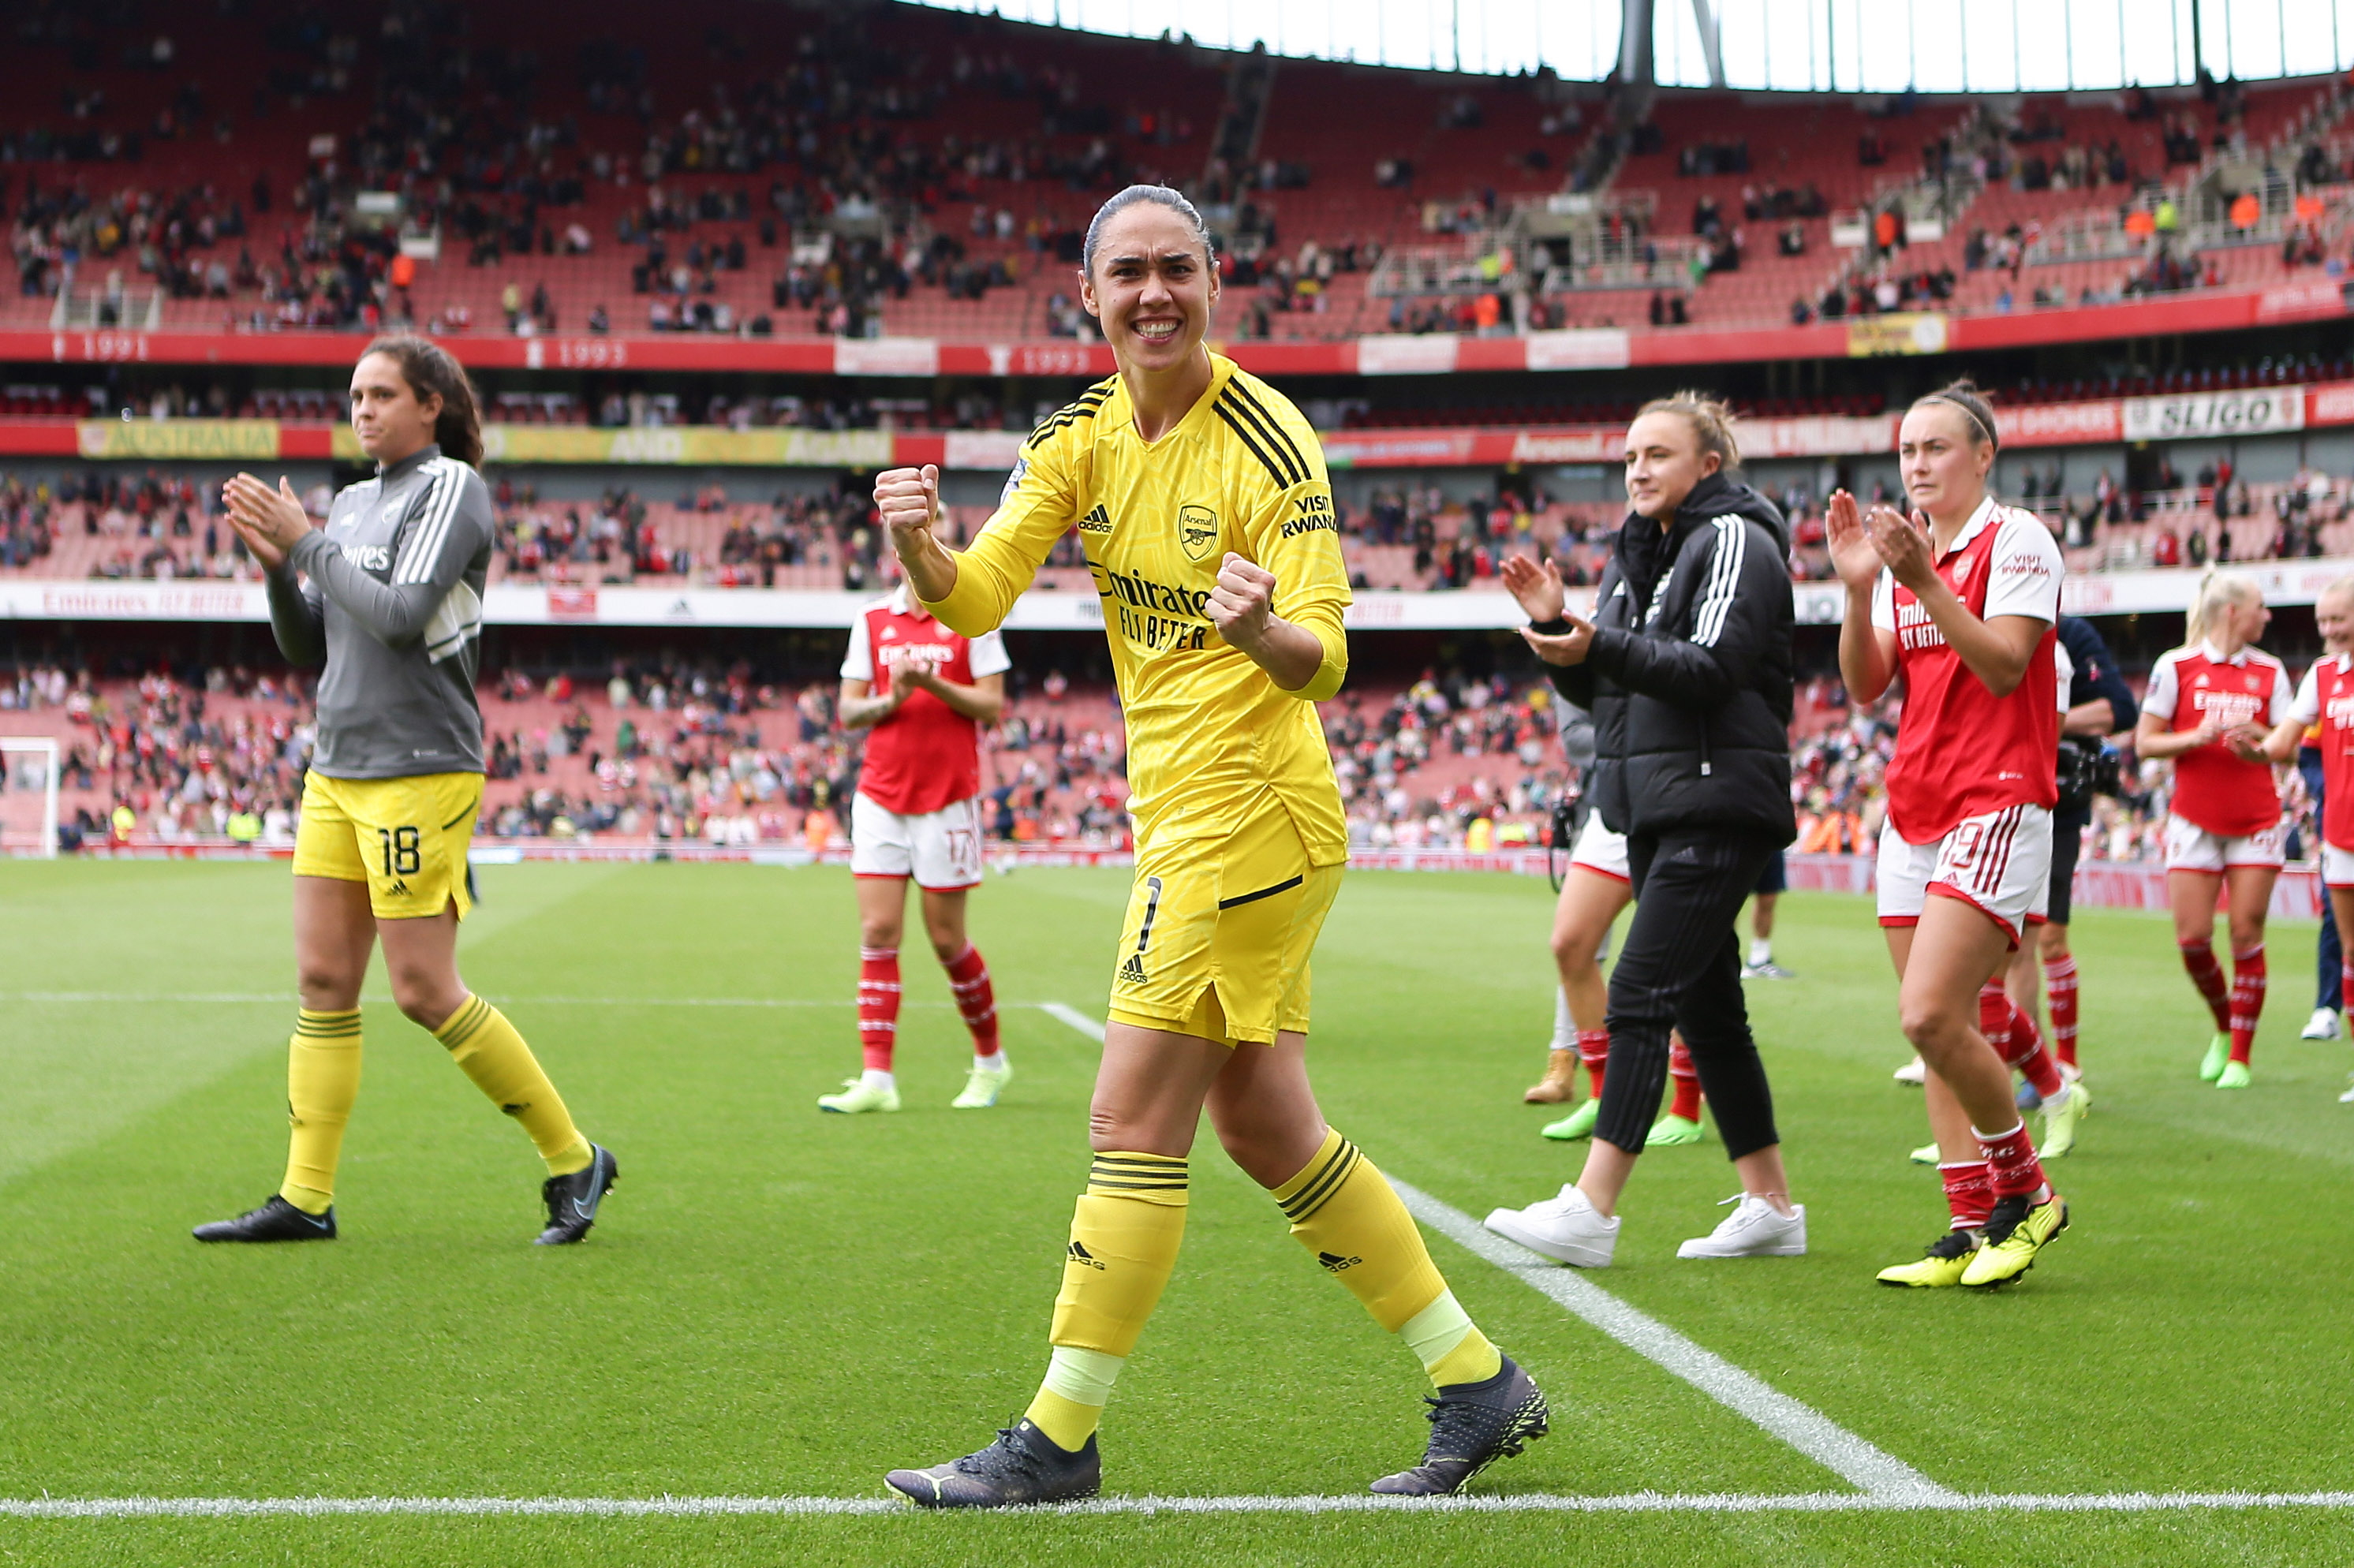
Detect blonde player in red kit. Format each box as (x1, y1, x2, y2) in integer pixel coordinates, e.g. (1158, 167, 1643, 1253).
(2135, 571, 2291, 1090)
(1830, 380, 2072, 1290)
(2263, 576, 2354, 1102)
(824, 577, 1012, 1113)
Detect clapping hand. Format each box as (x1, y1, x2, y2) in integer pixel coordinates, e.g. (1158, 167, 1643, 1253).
(1499, 553, 1567, 624)
(222, 473, 312, 569)
(1519, 614, 1597, 666)
(1825, 491, 1881, 592)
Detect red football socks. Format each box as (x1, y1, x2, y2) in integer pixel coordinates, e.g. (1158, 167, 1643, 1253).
(858, 946, 901, 1073)
(1938, 1160, 1994, 1231)
(945, 943, 1001, 1060)
(1576, 1029, 1609, 1097)
(2229, 944, 2266, 1065)
(2179, 939, 2232, 1032)
(1974, 1121, 2050, 1202)
(1979, 980, 2064, 1100)
(1667, 1035, 1702, 1122)
(2042, 954, 2079, 1070)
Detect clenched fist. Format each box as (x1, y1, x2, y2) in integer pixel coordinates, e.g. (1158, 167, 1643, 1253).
(1206, 551, 1277, 653)
(873, 464, 942, 550)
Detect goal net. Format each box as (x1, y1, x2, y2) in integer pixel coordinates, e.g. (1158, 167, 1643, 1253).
(0, 737, 61, 857)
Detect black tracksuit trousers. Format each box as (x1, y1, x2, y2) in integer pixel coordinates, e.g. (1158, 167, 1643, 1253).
(1596, 827, 1784, 1159)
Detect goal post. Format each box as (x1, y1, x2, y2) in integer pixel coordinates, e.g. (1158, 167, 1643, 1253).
(0, 737, 61, 858)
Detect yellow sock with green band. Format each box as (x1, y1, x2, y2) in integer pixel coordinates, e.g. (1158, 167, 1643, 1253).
(432, 995, 592, 1177)
(1274, 1127, 1503, 1388)
(1022, 1151, 1189, 1451)
(279, 1007, 363, 1215)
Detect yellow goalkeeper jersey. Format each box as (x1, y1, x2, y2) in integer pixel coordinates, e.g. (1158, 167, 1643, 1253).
(921, 353, 1351, 864)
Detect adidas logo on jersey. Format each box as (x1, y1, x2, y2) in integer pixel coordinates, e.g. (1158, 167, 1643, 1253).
(1067, 1241, 1107, 1271)
(1117, 954, 1149, 986)
(1316, 1251, 1362, 1273)
(1078, 503, 1115, 534)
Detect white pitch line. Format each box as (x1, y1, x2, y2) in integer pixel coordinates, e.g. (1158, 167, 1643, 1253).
(1037, 1001, 1108, 1040)
(1392, 1182, 1956, 1504)
(6, 1491, 2353, 1519)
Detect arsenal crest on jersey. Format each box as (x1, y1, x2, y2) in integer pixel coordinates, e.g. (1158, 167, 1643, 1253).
(1178, 504, 1219, 561)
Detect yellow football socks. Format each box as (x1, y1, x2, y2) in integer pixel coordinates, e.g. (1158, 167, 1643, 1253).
(432, 995, 592, 1177)
(278, 1007, 363, 1215)
(1022, 1151, 1190, 1451)
(1275, 1127, 1502, 1388)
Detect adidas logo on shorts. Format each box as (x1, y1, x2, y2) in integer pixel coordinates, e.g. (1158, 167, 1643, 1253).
(1117, 954, 1148, 986)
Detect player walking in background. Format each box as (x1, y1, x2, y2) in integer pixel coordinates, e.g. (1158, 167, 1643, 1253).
(872, 185, 1545, 1506)
(823, 578, 1011, 1114)
(2005, 614, 2137, 1150)
(197, 336, 614, 1245)
(2262, 577, 2354, 1103)
(2135, 572, 2292, 1089)
(1832, 383, 2071, 1289)
(1485, 394, 1805, 1268)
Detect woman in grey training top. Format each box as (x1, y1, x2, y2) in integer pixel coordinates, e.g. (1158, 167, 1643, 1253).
(193, 336, 616, 1247)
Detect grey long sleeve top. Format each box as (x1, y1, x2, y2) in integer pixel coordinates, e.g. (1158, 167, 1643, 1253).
(263, 443, 491, 778)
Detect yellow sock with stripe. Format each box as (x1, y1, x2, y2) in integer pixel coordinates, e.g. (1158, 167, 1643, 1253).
(1021, 1151, 1189, 1452)
(278, 1008, 363, 1215)
(1273, 1127, 1502, 1389)
(432, 995, 593, 1177)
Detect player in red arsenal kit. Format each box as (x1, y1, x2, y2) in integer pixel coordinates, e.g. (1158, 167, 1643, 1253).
(2135, 572, 2291, 1089)
(1831, 382, 2072, 1290)
(824, 581, 1013, 1114)
(2264, 577, 2354, 1102)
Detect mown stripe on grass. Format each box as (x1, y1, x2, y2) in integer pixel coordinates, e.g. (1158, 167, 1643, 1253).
(7, 1492, 2354, 1518)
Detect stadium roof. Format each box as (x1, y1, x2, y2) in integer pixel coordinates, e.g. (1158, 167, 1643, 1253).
(900, 0, 2354, 94)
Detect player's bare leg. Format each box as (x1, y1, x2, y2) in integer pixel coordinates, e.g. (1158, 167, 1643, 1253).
(1535, 869, 1628, 1134)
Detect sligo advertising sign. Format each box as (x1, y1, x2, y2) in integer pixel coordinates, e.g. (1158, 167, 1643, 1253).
(2121, 385, 2305, 442)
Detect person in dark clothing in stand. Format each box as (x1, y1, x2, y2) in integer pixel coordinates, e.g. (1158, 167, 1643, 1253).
(1485, 393, 1803, 1267)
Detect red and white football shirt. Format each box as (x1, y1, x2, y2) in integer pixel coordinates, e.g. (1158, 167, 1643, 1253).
(2143, 640, 2291, 839)
(2290, 652, 2354, 849)
(1871, 498, 2063, 844)
(841, 586, 1011, 816)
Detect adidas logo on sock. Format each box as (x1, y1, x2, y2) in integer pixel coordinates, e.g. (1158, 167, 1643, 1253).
(1317, 1251, 1363, 1273)
(1117, 954, 1148, 986)
(1067, 1240, 1107, 1271)
(1078, 503, 1114, 534)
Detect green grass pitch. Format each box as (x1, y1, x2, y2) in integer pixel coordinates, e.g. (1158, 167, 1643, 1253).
(3, 860, 2352, 1566)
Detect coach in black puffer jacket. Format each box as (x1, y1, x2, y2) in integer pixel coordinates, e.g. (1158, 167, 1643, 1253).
(1493, 422, 1806, 1250)
(1540, 471, 1796, 847)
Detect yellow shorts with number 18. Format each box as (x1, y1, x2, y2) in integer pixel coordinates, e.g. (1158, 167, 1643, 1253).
(292, 771, 483, 921)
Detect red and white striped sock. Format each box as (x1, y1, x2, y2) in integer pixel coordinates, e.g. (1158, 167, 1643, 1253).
(2340, 961, 2354, 1017)
(2178, 939, 2232, 1032)
(1576, 1029, 1609, 1098)
(2042, 953, 2079, 1070)
(944, 943, 1001, 1062)
(858, 946, 901, 1074)
(1938, 1160, 1994, 1232)
(1667, 1035, 1702, 1122)
(2229, 944, 2266, 1065)
(1989, 991, 2064, 1101)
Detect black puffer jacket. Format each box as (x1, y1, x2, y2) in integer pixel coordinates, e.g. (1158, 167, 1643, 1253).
(1544, 473, 1795, 844)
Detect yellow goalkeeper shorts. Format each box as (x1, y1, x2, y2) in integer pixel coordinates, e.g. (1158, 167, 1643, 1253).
(292, 771, 484, 921)
(1106, 793, 1342, 1047)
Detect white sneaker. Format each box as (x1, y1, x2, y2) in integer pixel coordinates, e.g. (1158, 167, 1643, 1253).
(817, 1077, 901, 1114)
(2302, 1006, 2342, 1042)
(1676, 1195, 1807, 1259)
(2340, 1073, 2354, 1105)
(1485, 1184, 1620, 1267)
(1893, 1056, 1927, 1085)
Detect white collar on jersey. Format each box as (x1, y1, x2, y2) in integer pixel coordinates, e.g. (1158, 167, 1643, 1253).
(2197, 639, 2255, 667)
(1936, 495, 2001, 561)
